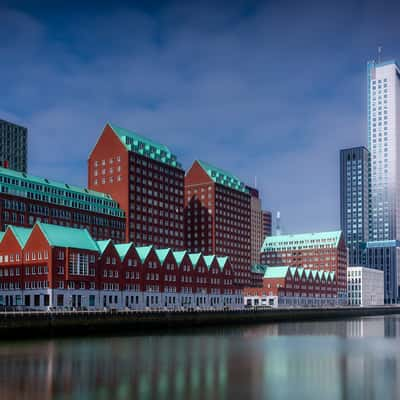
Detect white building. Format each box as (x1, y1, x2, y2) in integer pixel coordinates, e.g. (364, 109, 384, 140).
(347, 266, 384, 306)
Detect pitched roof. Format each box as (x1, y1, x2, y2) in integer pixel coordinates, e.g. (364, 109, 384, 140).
(172, 250, 187, 266)
(155, 248, 171, 264)
(37, 223, 99, 251)
(188, 253, 202, 267)
(216, 256, 228, 270)
(108, 123, 182, 169)
(261, 231, 343, 252)
(0, 232, 5, 242)
(197, 160, 249, 193)
(263, 266, 289, 279)
(114, 243, 134, 261)
(7, 226, 31, 247)
(251, 264, 266, 275)
(136, 245, 153, 263)
(96, 239, 112, 255)
(203, 255, 215, 269)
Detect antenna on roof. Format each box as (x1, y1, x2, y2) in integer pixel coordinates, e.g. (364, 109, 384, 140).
(254, 175, 257, 189)
(378, 46, 382, 63)
(276, 211, 281, 236)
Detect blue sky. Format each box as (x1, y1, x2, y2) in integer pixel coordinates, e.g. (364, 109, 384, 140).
(1, 0, 399, 234)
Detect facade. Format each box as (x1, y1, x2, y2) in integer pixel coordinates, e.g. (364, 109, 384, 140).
(340, 147, 370, 266)
(88, 123, 184, 249)
(0, 119, 27, 173)
(247, 186, 265, 265)
(262, 210, 272, 237)
(0, 166, 125, 242)
(0, 222, 242, 310)
(347, 266, 384, 306)
(260, 231, 348, 302)
(366, 59, 400, 303)
(244, 265, 338, 308)
(184, 160, 251, 286)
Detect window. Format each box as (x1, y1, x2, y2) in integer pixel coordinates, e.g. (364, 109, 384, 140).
(69, 253, 89, 275)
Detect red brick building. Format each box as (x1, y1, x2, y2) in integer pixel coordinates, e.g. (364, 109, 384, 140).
(0, 222, 242, 310)
(0, 166, 125, 242)
(88, 123, 184, 249)
(244, 265, 338, 307)
(260, 231, 348, 302)
(184, 160, 251, 287)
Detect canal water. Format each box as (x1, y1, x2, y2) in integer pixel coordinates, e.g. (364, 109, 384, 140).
(0, 315, 400, 400)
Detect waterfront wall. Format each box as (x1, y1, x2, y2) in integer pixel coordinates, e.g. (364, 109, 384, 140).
(1, 306, 400, 339)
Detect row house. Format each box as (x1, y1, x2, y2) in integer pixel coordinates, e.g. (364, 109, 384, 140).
(0, 222, 242, 310)
(243, 265, 338, 308)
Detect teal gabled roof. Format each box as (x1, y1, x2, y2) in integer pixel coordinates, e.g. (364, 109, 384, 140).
(114, 243, 134, 261)
(311, 270, 318, 280)
(188, 253, 202, 267)
(263, 266, 289, 279)
(172, 250, 187, 266)
(304, 270, 311, 279)
(317, 270, 324, 280)
(261, 231, 342, 252)
(0, 232, 5, 242)
(197, 160, 249, 193)
(289, 267, 297, 277)
(108, 123, 182, 169)
(330, 271, 336, 280)
(216, 256, 228, 271)
(297, 267, 304, 278)
(251, 264, 266, 275)
(96, 239, 112, 255)
(155, 248, 171, 264)
(37, 223, 99, 251)
(203, 255, 216, 269)
(136, 245, 153, 263)
(324, 271, 330, 281)
(8, 226, 31, 247)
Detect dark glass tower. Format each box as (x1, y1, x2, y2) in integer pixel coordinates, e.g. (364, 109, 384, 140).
(0, 119, 27, 172)
(340, 146, 370, 266)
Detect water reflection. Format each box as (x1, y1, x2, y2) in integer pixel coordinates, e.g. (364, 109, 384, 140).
(0, 315, 400, 399)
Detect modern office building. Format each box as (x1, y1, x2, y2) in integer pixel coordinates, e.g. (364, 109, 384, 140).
(340, 147, 370, 266)
(0, 119, 27, 173)
(260, 231, 348, 302)
(0, 166, 125, 241)
(262, 210, 272, 237)
(246, 186, 265, 265)
(184, 160, 251, 286)
(366, 59, 400, 303)
(88, 123, 185, 249)
(0, 222, 242, 310)
(347, 266, 384, 306)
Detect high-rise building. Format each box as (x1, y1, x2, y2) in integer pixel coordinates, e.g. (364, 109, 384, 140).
(262, 210, 272, 237)
(88, 123, 185, 249)
(366, 59, 400, 303)
(260, 231, 348, 302)
(246, 186, 264, 265)
(340, 147, 370, 266)
(0, 119, 27, 173)
(184, 160, 251, 286)
(0, 166, 125, 241)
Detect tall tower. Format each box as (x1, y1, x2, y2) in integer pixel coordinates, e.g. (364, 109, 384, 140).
(366, 59, 400, 303)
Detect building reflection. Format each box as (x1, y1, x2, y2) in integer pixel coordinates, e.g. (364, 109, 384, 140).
(0, 316, 400, 399)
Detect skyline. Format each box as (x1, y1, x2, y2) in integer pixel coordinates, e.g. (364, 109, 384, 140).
(1, 0, 400, 234)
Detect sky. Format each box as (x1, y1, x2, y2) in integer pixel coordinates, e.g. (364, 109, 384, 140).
(1, 0, 399, 234)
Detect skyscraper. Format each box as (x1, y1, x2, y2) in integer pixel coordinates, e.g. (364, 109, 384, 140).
(340, 147, 370, 266)
(246, 186, 264, 265)
(366, 59, 400, 303)
(0, 119, 27, 172)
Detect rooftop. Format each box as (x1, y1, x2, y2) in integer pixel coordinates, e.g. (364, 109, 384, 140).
(108, 123, 182, 169)
(197, 160, 249, 193)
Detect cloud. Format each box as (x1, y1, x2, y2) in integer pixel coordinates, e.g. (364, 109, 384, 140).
(0, 0, 399, 233)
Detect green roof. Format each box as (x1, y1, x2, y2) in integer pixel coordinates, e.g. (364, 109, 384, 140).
(96, 239, 112, 255)
(197, 160, 249, 193)
(136, 245, 153, 263)
(216, 256, 228, 270)
(251, 264, 266, 274)
(8, 226, 31, 247)
(311, 270, 318, 279)
(172, 250, 187, 266)
(263, 266, 289, 279)
(155, 248, 171, 264)
(0, 166, 124, 217)
(304, 270, 311, 279)
(188, 253, 202, 267)
(203, 255, 216, 269)
(261, 231, 342, 252)
(37, 223, 99, 251)
(0, 232, 4, 242)
(114, 243, 134, 261)
(324, 271, 330, 281)
(297, 267, 304, 278)
(109, 123, 182, 169)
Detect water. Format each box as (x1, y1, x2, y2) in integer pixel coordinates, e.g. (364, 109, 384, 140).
(1, 315, 400, 400)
